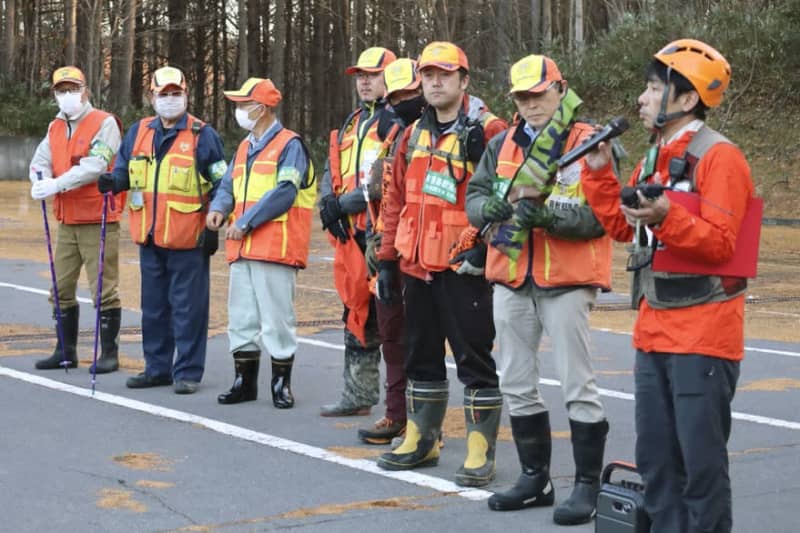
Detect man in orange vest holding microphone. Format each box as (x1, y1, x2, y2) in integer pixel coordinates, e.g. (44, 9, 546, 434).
(98, 66, 227, 394)
(376, 42, 508, 487)
(318, 46, 398, 417)
(581, 40, 752, 533)
(207, 78, 315, 409)
(29, 66, 125, 373)
(466, 55, 612, 525)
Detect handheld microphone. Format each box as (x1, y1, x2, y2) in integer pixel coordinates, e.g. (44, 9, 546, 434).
(557, 116, 629, 168)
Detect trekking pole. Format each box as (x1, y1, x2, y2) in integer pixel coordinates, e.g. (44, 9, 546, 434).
(37, 170, 69, 373)
(90, 192, 113, 395)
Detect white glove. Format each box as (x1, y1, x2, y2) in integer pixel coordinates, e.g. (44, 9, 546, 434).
(30, 178, 61, 200)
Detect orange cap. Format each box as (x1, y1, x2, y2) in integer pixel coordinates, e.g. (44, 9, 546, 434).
(52, 66, 86, 87)
(418, 42, 469, 72)
(509, 55, 563, 93)
(150, 66, 187, 94)
(224, 78, 282, 107)
(345, 47, 397, 75)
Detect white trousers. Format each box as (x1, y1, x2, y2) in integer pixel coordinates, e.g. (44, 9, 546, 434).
(227, 260, 297, 360)
(493, 283, 605, 422)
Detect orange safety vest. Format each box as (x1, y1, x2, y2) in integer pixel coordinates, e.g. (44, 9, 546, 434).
(486, 123, 612, 289)
(48, 109, 125, 224)
(328, 108, 397, 345)
(393, 120, 476, 273)
(224, 128, 316, 267)
(329, 106, 392, 232)
(126, 115, 210, 249)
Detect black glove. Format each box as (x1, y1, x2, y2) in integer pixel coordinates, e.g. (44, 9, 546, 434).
(376, 260, 399, 306)
(481, 196, 514, 223)
(515, 199, 556, 230)
(319, 194, 349, 242)
(448, 241, 487, 276)
(319, 194, 342, 227)
(97, 173, 116, 194)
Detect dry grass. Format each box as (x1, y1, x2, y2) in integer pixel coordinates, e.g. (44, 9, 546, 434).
(1, 181, 797, 344)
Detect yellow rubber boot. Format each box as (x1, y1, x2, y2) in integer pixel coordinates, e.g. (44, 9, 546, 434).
(455, 387, 503, 487)
(377, 380, 449, 471)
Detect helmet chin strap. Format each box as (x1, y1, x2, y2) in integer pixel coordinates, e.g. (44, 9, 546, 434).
(653, 66, 691, 137)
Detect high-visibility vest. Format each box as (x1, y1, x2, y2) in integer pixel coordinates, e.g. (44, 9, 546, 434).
(485, 122, 612, 289)
(329, 106, 393, 232)
(126, 115, 210, 249)
(393, 120, 477, 272)
(48, 109, 125, 224)
(224, 127, 316, 267)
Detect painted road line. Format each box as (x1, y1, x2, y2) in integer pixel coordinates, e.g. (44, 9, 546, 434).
(5, 281, 800, 431)
(0, 365, 491, 502)
(0, 281, 93, 304)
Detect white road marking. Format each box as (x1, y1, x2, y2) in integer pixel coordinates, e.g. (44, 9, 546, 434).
(0, 366, 491, 502)
(4, 280, 800, 432)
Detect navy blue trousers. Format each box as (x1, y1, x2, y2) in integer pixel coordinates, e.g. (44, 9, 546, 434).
(635, 351, 739, 533)
(139, 244, 209, 382)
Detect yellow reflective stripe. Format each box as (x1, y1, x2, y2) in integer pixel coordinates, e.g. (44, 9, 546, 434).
(544, 239, 551, 280)
(281, 221, 288, 258)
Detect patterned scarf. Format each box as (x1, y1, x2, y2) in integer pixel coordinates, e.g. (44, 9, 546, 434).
(485, 88, 582, 260)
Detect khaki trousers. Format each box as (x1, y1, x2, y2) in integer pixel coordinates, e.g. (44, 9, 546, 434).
(493, 283, 604, 422)
(50, 222, 121, 311)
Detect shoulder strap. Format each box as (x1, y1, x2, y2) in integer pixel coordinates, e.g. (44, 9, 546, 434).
(682, 125, 732, 188)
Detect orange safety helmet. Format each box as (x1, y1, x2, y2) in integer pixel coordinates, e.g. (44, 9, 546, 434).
(654, 39, 731, 108)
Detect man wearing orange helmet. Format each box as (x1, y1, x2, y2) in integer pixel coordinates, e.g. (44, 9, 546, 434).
(582, 40, 754, 532)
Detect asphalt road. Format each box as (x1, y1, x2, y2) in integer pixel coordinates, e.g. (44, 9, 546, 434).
(1, 257, 798, 533)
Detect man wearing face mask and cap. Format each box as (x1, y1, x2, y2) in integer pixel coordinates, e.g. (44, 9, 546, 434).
(98, 66, 227, 395)
(207, 78, 315, 409)
(29, 65, 125, 373)
(357, 57, 426, 445)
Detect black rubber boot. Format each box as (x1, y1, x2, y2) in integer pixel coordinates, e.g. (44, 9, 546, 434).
(35, 306, 79, 370)
(271, 355, 295, 409)
(217, 351, 260, 405)
(455, 387, 503, 487)
(553, 419, 610, 526)
(91, 308, 121, 374)
(377, 380, 449, 471)
(488, 411, 555, 511)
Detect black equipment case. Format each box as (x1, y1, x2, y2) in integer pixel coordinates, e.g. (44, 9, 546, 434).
(595, 461, 651, 533)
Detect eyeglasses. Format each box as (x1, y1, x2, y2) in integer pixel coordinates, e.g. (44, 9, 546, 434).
(156, 91, 185, 98)
(54, 87, 84, 96)
(512, 82, 559, 103)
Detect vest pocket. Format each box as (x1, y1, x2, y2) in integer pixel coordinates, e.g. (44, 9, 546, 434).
(167, 159, 194, 192)
(393, 205, 416, 260)
(128, 157, 149, 189)
(422, 209, 468, 270)
(163, 200, 203, 249)
(127, 204, 147, 244)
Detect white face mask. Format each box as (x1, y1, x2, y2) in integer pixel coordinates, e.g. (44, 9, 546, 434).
(55, 92, 83, 117)
(154, 95, 187, 120)
(235, 106, 263, 131)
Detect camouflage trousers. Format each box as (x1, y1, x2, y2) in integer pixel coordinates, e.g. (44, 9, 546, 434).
(340, 311, 382, 409)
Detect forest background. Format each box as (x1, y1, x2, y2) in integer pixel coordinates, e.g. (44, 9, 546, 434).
(1, 0, 798, 216)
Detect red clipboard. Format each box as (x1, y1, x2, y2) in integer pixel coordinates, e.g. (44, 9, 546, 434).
(652, 191, 762, 278)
